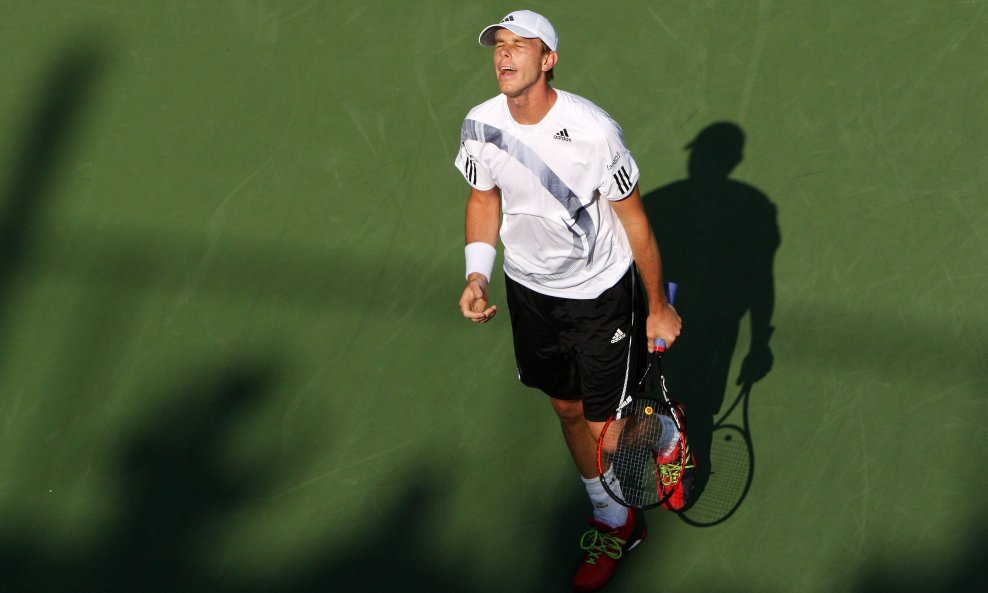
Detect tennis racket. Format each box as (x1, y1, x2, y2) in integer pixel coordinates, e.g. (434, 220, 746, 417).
(680, 379, 756, 526)
(596, 282, 688, 510)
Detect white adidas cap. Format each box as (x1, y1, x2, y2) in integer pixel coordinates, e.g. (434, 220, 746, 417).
(478, 10, 558, 51)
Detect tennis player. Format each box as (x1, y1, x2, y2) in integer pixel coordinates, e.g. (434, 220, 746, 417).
(454, 10, 688, 592)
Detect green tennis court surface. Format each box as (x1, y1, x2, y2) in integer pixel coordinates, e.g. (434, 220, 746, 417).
(1, 2, 984, 591)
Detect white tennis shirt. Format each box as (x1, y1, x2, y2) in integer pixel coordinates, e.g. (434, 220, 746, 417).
(455, 89, 640, 299)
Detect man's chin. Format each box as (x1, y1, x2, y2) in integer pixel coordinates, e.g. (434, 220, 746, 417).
(498, 83, 523, 98)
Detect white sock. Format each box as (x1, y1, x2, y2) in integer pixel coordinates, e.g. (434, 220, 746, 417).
(582, 468, 629, 528)
(656, 414, 680, 455)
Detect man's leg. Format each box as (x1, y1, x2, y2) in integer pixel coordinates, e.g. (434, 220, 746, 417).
(550, 398, 600, 479)
(554, 398, 647, 593)
(551, 397, 628, 525)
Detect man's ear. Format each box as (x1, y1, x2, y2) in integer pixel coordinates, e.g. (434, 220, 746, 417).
(543, 50, 558, 72)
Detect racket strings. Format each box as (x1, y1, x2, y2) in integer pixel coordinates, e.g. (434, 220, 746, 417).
(600, 400, 674, 508)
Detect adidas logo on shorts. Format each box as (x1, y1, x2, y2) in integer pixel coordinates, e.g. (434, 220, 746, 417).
(610, 328, 627, 344)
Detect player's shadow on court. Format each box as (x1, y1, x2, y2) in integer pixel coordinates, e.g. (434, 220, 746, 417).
(642, 122, 780, 519)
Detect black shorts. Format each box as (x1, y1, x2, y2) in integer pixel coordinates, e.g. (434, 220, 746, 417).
(504, 266, 648, 422)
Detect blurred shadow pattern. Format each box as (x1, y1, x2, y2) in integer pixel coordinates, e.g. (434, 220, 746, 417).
(0, 364, 275, 592)
(0, 41, 105, 315)
(0, 361, 497, 593)
(643, 122, 780, 504)
(852, 512, 987, 593)
(0, 38, 482, 593)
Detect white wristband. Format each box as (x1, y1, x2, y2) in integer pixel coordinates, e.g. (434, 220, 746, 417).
(464, 242, 496, 280)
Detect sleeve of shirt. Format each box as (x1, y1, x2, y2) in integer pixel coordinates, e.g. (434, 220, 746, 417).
(454, 121, 496, 193)
(454, 142, 496, 191)
(597, 117, 640, 201)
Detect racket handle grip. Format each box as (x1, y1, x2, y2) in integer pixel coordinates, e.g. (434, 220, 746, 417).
(654, 281, 678, 353)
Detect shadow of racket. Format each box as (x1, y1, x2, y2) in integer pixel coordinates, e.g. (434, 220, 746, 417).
(679, 381, 755, 527)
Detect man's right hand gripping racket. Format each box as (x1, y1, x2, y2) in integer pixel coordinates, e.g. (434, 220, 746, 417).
(596, 282, 694, 511)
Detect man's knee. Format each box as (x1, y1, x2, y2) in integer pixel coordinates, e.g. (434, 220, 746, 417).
(550, 397, 585, 423)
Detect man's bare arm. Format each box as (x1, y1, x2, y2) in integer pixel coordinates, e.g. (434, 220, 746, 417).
(610, 184, 681, 349)
(460, 186, 501, 323)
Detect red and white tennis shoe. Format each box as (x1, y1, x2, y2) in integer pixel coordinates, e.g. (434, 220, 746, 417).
(655, 403, 696, 511)
(571, 507, 646, 593)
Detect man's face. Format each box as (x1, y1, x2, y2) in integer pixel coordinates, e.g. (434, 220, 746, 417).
(492, 28, 550, 98)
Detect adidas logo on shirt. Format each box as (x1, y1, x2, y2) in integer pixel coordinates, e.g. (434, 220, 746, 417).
(553, 128, 572, 142)
(610, 328, 627, 344)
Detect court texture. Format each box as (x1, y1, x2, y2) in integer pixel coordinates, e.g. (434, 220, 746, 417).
(0, 1, 984, 592)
